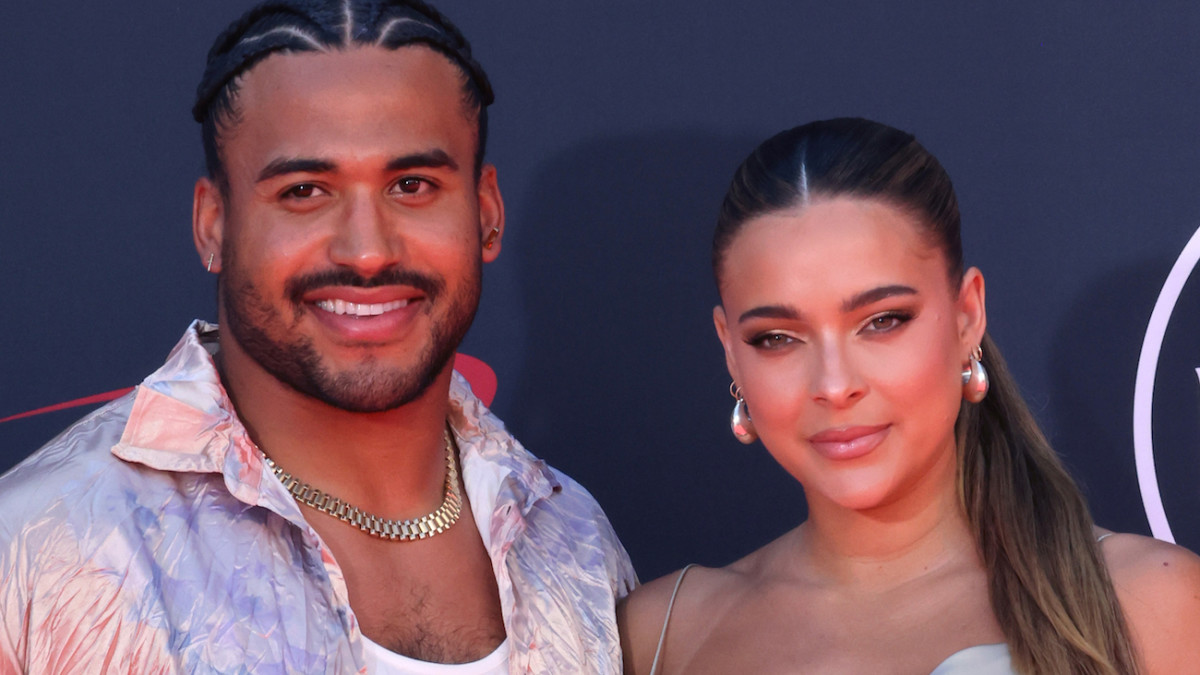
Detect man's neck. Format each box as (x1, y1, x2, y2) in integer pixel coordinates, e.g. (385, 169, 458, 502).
(216, 339, 455, 518)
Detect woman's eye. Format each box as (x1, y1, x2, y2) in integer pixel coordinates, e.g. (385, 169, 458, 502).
(863, 312, 911, 333)
(748, 333, 797, 350)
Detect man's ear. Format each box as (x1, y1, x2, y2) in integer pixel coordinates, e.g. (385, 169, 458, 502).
(713, 305, 741, 385)
(957, 267, 987, 351)
(193, 177, 225, 273)
(477, 164, 505, 263)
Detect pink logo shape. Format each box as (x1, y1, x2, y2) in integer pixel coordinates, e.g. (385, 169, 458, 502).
(453, 353, 497, 407)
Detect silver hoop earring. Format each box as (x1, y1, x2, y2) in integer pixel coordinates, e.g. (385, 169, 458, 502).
(206, 253, 215, 273)
(729, 382, 757, 444)
(961, 345, 989, 403)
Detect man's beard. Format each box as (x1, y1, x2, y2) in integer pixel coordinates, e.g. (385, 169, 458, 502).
(219, 251, 481, 413)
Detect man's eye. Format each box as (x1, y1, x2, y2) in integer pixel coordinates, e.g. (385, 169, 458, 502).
(392, 177, 434, 197)
(282, 183, 323, 200)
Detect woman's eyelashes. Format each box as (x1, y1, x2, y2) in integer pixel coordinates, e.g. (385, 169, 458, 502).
(746, 331, 800, 350)
(860, 310, 914, 334)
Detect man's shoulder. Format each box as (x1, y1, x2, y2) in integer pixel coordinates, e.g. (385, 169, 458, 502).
(449, 385, 637, 591)
(484, 435, 614, 527)
(0, 322, 223, 528)
(493, 449, 637, 670)
(538, 462, 612, 519)
(0, 392, 141, 540)
(514, 454, 636, 585)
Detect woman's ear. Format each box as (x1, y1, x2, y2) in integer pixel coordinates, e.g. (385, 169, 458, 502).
(957, 267, 987, 350)
(714, 305, 741, 384)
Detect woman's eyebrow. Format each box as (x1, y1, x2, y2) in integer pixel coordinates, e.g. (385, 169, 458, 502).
(738, 304, 801, 324)
(737, 285, 918, 324)
(841, 284, 917, 313)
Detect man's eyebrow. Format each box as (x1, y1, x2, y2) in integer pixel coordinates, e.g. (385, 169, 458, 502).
(256, 158, 336, 183)
(254, 150, 458, 184)
(841, 284, 918, 313)
(386, 149, 458, 173)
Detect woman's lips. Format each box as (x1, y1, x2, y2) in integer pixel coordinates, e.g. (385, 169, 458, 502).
(807, 424, 891, 461)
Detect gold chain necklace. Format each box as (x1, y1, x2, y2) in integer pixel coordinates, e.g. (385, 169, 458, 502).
(262, 429, 462, 541)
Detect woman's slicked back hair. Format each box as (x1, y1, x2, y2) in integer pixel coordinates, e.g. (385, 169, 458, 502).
(713, 118, 961, 288)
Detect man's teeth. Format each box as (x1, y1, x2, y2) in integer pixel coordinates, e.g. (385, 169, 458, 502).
(315, 299, 410, 316)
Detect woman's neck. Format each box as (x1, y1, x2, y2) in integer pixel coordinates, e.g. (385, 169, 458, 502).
(791, 460, 981, 591)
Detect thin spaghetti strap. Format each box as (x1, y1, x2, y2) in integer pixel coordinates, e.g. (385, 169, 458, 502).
(649, 563, 697, 675)
(1096, 532, 1115, 543)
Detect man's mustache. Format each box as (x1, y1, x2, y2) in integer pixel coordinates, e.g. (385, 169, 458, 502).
(285, 268, 443, 303)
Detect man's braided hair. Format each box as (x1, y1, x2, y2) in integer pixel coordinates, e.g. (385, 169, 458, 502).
(193, 0, 494, 188)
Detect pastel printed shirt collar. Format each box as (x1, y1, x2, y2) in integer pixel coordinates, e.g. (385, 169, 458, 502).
(0, 321, 635, 674)
(114, 322, 561, 559)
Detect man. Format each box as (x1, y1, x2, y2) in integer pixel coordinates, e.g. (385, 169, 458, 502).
(0, 1, 635, 672)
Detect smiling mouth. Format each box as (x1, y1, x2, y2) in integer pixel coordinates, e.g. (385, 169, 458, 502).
(314, 298, 411, 317)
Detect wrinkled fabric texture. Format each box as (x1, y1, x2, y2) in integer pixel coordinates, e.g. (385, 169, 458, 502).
(0, 321, 637, 674)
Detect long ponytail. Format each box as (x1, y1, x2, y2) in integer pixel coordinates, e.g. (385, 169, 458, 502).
(958, 335, 1139, 674)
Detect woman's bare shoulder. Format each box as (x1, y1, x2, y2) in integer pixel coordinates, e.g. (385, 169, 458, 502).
(1099, 531, 1200, 671)
(1101, 530, 1200, 593)
(618, 564, 748, 675)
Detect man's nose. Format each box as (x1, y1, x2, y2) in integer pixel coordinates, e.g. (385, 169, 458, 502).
(328, 189, 403, 275)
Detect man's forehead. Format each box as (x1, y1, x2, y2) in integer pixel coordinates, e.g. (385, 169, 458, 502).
(217, 44, 474, 178)
(226, 44, 471, 141)
(238, 44, 463, 99)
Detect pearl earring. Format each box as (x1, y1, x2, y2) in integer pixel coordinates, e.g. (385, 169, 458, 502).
(961, 345, 989, 403)
(729, 383, 757, 444)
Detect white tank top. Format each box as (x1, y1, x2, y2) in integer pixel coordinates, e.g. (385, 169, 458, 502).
(363, 634, 510, 675)
(361, 472, 511, 674)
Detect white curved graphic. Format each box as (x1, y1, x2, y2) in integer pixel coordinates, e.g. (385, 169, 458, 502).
(1134, 225, 1200, 543)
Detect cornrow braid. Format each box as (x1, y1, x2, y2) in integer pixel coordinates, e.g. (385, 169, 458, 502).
(193, 0, 494, 186)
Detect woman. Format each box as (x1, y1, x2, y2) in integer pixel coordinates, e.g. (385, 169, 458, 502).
(618, 118, 1200, 674)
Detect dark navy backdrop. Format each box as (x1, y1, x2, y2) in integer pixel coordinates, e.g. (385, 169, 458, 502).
(3, 1, 1199, 580)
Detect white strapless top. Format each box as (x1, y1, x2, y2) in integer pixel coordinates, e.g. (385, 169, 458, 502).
(929, 644, 1014, 674)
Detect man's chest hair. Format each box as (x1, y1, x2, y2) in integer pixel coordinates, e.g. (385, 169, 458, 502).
(356, 582, 507, 663)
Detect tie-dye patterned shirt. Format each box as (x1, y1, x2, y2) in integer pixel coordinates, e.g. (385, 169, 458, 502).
(0, 322, 637, 674)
